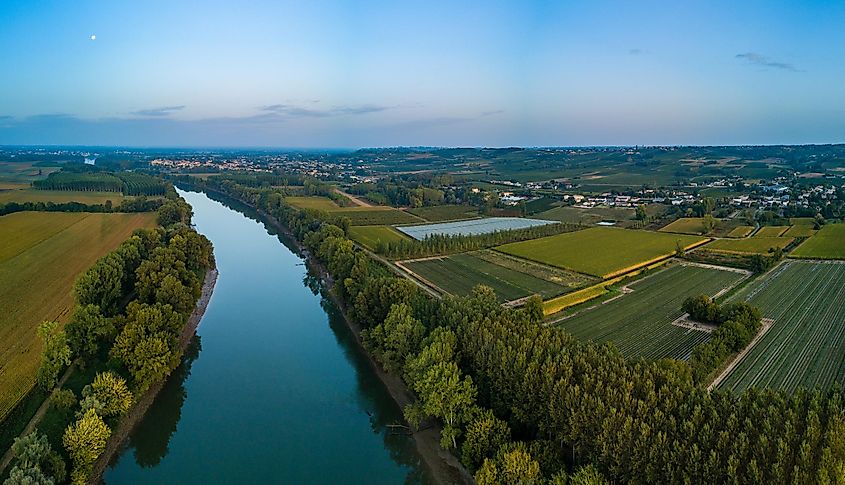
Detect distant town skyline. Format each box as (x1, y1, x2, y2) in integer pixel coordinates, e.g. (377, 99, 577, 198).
(1, 0, 844, 147)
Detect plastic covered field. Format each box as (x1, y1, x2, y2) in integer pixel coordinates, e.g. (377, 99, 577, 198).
(396, 217, 556, 240)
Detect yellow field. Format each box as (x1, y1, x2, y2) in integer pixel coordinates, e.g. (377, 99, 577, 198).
(0, 188, 126, 205)
(285, 196, 342, 210)
(0, 211, 157, 419)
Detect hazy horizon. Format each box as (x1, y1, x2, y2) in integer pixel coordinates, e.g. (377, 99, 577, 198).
(2, 0, 844, 147)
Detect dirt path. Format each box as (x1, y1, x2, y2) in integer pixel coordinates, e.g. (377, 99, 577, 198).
(335, 189, 372, 207)
(707, 318, 775, 391)
(0, 362, 78, 474)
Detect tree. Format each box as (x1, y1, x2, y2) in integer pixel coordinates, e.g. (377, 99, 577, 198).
(636, 204, 648, 222)
(63, 409, 111, 485)
(36, 322, 71, 390)
(5, 431, 66, 485)
(408, 361, 477, 449)
(702, 214, 717, 233)
(461, 409, 511, 471)
(81, 372, 132, 417)
(476, 443, 542, 485)
(521, 296, 544, 323)
(73, 253, 124, 316)
(362, 303, 425, 374)
(65, 304, 113, 363)
(569, 464, 608, 485)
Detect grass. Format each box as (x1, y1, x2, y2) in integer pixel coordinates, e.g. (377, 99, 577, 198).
(402, 252, 579, 302)
(407, 204, 478, 222)
(718, 261, 845, 392)
(558, 264, 745, 361)
(496, 227, 706, 278)
(0, 188, 127, 205)
(0, 211, 157, 421)
(659, 217, 709, 235)
(754, 226, 789, 237)
(705, 237, 793, 255)
(348, 225, 409, 250)
(790, 217, 817, 225)
(727, 226, 755, 238)
(285, 196, 341, 210)
(790, 224, 845, 260)
(783, 225, 816, 238)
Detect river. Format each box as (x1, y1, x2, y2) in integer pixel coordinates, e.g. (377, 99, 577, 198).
(104, 189, 430, 484)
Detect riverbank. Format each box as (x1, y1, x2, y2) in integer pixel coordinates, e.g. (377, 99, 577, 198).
(89, 267, 218, 484)
(196, 187, 472, 485)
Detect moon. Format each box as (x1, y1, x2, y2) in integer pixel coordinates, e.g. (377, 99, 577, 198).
(90, 34, 96, 41)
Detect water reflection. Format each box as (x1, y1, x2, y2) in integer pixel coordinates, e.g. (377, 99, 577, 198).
(122, 335, 202, 468)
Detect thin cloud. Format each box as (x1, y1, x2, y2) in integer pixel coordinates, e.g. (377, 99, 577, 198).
(260, 103, 391, 118)
(132, 105, 186, 117)
(736, 52, 799, 72)
(628, 48, 644, 55)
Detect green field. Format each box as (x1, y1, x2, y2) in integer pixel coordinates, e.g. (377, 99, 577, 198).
(402, 251, 584, 302)
(496, 227, 706, 278)
(0, 211, 157, 420)
(790, 224, 845, 259)
(286, 196, 341, 210)
(348, 225, 408, 249)
(0, 161, 60, 186)
(705, 237, 793, 254)
(783, 225, 816, 238)
(558, 264, 745, 360)
(718, 261, 845, 392)
(0, 188, 127, 205)
(790, 217, 816, 226)
(727, 226, 755, 238)
(754, 226, 789, 237)
(537, 206, 637, 226)
(407, 204, 478, 222)
(334, 208, 423, 225)
(659, 217, 709, 235)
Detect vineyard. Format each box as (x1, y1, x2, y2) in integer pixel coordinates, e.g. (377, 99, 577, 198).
(659, 217, 709, 235)
(705, 236, 793, 254)
(789, 223, 845, 259)
(557, 264, 745, 360)
(0, 211, 157, 421)
(401, 251, 578, 302)
(717, 261, 845, 392)
(32, 171, 167, 196)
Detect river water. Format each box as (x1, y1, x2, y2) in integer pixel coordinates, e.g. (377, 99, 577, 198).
(104, 189, 429, 484)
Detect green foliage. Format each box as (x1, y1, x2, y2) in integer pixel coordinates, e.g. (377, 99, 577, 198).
(362, 303, 425, 374)
(157, 198, 193, 226)
(110, 302, 183, 392)
(569, 465, 608, 485)
(476, 443, 542, 485)
(35, 322, 71, 390)
(407, 361, 477, 450)
(5, 431, 66, 485)
(50, 388, 77, 413)
(65, 304, 114, 362)
(63, 409, 111, 485)
(81, 372, 133, 417)
(73, 252, 125, 316)
(461, 408, 511, 471)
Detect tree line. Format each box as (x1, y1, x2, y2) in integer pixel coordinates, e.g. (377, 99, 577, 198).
(178, 174, 845, 484)
(32, 170, 167, 196)
(0, 197, 164, 217)
(5, 195, 213, 485)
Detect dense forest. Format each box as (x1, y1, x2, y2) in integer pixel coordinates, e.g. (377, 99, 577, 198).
(32, 166, 167, 196)
(4, 195, 214, 485)
(184, 174, 845, 484)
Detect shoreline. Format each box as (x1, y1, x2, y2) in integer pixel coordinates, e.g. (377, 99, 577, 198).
(198, 187, 472, 485)
(89, 267, 218, 484)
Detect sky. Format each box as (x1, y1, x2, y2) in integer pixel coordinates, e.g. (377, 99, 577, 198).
(1, 0, 844, 148)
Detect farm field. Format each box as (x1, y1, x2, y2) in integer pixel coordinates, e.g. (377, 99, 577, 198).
(727, 226, 755, 238)
(557, 264, 745, 360)
(396, 217, 555, 240)
(407, 204, 478, 222)
(0, 161, 59, 186)
(537, 206, 638, 226)
(705, 237, 793, 254)
(790, 217, 816, 226)
(659, 217, 709, 235)
(285, 196, 341, 210)
(718, 261, 845, 392)
(334, 207, 423, 225)
(790, 224, 845, 259)
(754, 226, 789, 237)
(496, 226, 706, 278)
(348, 225, 408, 250)
(402, 252, 578, 302)
(0, 211, 157, 420)
(0, 188, 127, 205)
(783, 225, 816, 238)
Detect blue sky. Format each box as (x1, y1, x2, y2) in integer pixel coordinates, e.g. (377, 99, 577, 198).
(1, 0, 843, 147)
